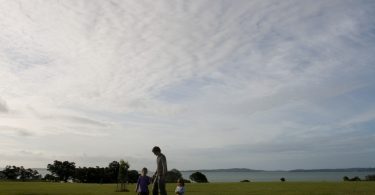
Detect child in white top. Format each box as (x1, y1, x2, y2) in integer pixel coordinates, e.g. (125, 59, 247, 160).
(175, 178, 185, 195)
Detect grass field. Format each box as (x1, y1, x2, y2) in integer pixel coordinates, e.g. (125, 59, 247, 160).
(1, 181, 375, 195)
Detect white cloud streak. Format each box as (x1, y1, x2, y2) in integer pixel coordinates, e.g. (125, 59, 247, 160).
(0, 0, 375, 170)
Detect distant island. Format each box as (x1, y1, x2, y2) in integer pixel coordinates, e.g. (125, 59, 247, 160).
(183, 168, 265, 172)
(289, 168, 375, 172)
(183, 168, 375, 172)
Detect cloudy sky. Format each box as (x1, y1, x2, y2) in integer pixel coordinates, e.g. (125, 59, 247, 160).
(1, 0, 375, 171)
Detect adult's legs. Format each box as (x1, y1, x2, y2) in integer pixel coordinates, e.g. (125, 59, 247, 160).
(158, 177, 167, 195)
(152, 176, 167, 195)
(152, 178, 159, 195)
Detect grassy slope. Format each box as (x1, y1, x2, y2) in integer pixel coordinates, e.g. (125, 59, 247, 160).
(1, 182, 375, 195)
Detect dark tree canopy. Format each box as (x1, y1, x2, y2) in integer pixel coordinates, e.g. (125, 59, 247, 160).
(189, 172, 208, 183)
(366, 174, 375, 181)
(47, 160, 76, 182)
(2, 165, 40, 181)
(44, 174, 58, 181)
(108, 161, 120, 181)
(128, 170, 139, 183)
(47, 160, 134, 184)
(343, 176, 361, 181)
(2, 166, 19, 180)
(165, 169, 183, 183)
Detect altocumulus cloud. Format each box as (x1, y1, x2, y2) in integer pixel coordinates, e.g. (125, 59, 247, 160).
(0, 0, 375, 170)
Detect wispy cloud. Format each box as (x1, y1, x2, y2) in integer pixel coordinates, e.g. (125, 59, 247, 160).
(0, 125, 34, 137)
(0, 0, 374, 169)
(0, 98, 8, 113)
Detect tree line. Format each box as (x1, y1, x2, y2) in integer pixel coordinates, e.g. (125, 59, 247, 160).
(0, 165, 41, 181)
(1, 160, 209, 183)
(343, 175, 375, 181)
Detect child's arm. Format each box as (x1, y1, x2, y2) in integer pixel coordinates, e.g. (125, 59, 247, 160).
(135, 178, 140, 192)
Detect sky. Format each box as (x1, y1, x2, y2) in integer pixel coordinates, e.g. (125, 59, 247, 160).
(1, 0, 375, 171)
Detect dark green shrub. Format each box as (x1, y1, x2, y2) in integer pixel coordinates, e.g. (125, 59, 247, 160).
(365, 174, 375, 181)
(165, 169, 182, 183)
(344, 176, 361, 181)
(189, 172, 208, 183)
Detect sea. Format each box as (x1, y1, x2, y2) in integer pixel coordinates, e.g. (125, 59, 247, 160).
(180, 171, 375, 182)
(34, 169, 375, 182)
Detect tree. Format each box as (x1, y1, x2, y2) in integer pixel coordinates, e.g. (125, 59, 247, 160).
(73, 162, 134, 184)
(0, 171, 6, 179)
(19, 167, 29, 181)
(74, 167, 87, 183)
(3, 166, 20, 180)
(84, 167, 103, 183)
(44, 174, 58, 182)
(19, 167, 41, 181)
(365, 175, 375, 181)
(343, 176, 361, 181)
(2, 166, 40, 181)
(351, 176, 361, 181)
(128, 170, 139, 183)
(166, 169, 183, 183)
(107, 161, 120, 183)
(31, 169, 42, 180)
(47, 160, 76, 182)
(116, 160, 129, 192)
(189, 172, 208, 183)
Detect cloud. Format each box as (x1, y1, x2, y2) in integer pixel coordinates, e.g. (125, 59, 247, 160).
(0, 98, 8, 113)
(0, 125, 34, 137)
(29, 107, 110, 127)
(0, 0, 375, 169)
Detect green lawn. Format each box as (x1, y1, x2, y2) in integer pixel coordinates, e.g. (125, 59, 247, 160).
(1, 181, 375, 195)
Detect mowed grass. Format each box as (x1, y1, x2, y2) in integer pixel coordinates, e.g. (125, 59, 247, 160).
(1, 181, 375, 195)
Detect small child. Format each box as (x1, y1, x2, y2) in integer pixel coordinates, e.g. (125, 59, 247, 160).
(175, 178, 185, 195)
(136, 167, 152, 195)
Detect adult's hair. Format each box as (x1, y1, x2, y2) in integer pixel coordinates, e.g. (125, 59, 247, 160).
(152, 146, 161, 153)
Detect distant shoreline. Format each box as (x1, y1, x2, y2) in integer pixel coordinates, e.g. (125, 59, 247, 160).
(2, 167, 375, 182)
(2, 167, 375, 173)
(182, 168, 375, 173)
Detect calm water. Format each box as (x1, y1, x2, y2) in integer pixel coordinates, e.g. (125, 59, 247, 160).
(181, 171, 375, 182)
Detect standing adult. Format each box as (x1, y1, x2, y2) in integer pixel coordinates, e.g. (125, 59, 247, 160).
(152, 146, 168, 195)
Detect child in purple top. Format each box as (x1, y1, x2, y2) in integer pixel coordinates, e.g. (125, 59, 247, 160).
(136, 167, 152, 195)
